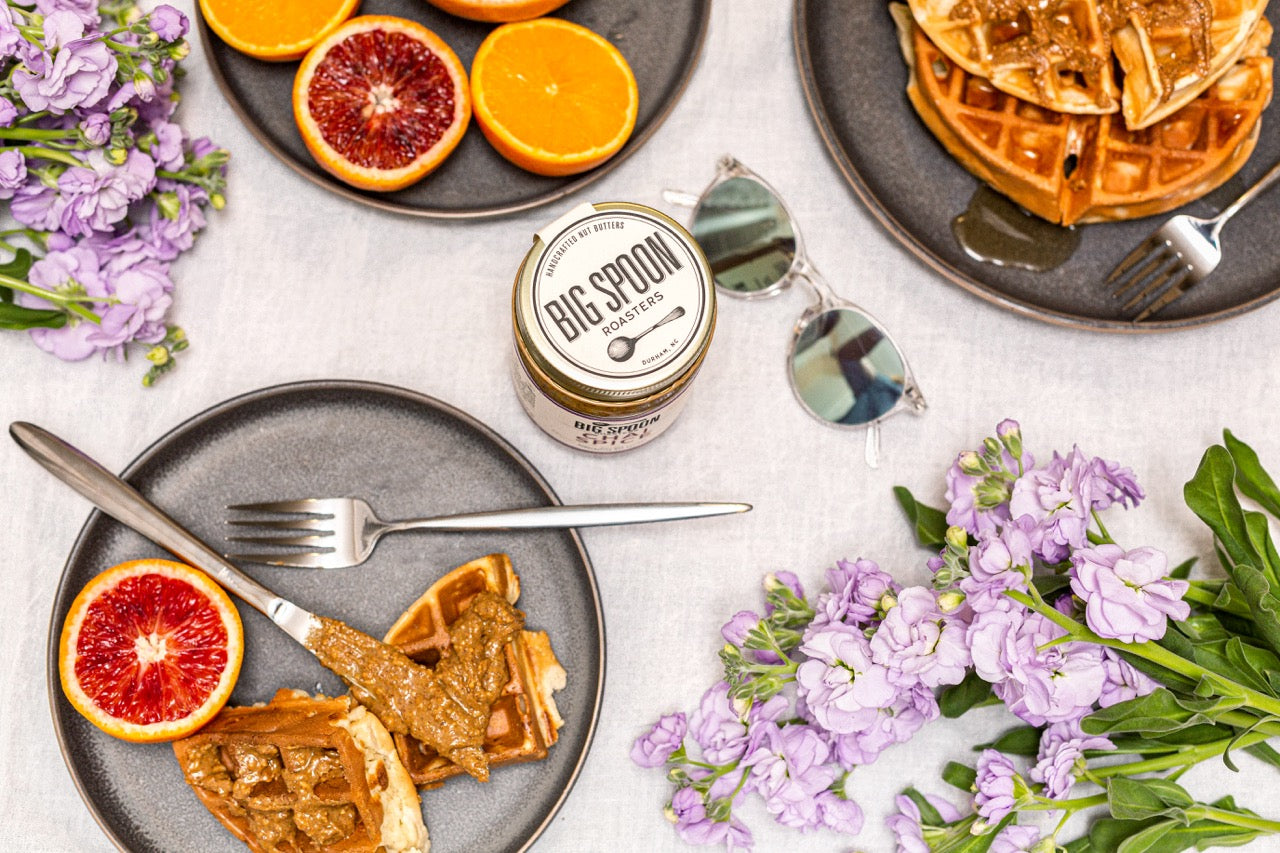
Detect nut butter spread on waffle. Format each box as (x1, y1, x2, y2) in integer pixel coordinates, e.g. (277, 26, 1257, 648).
(173, 690, 429, 853)
(899, 2, 1274, 224)
(908, 0, 1270, 127)
(383, 554, 567, 789)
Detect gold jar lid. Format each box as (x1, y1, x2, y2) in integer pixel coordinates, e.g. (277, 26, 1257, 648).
(513, 202, 716, 403)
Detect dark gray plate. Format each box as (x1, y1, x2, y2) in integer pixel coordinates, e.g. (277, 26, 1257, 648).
(199, 0, 710, 218)
(793, 0, 1280, 331)
(46, 380, 603, 853)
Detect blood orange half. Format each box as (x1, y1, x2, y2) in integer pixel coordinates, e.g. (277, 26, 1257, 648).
(58, 559, 244, 743)
(293, 16, 471, 192)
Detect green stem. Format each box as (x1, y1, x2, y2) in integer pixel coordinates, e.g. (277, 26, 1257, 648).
(1007, 591, 1280, 719)
(0, 127, 75, 142)
(1090, 730, 1274, 779)
(1191, 805, 1280, 834)
(1091, 510, 1114, 544)
(1027, 792, 1108, 811)
(0, 272, 101, 323)
(16, 145, 82, 168)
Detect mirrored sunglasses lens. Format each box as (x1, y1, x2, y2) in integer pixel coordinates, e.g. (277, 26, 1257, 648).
(691, 176, 796, 294)
(790, 308, 906, 426)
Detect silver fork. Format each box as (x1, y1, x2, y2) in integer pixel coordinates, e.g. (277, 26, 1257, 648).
(1106, 158, 1280, 321)
(226, 497, 752, 568)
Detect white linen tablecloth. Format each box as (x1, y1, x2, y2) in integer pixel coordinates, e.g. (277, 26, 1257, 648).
(5, 1, 1280, 850)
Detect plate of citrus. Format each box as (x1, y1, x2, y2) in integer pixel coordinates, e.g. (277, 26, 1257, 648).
(197, 0, 710, 217)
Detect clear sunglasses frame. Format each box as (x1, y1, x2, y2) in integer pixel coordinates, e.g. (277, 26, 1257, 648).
(664, 156, 926, 466)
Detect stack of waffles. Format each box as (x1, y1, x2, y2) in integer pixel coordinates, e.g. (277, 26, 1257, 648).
(897, 0, 1274, 224)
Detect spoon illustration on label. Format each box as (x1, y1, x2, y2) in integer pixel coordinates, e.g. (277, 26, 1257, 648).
(606, 306, 686, 362)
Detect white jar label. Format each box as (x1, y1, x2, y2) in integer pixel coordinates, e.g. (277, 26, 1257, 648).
(512, 355, 694, 454)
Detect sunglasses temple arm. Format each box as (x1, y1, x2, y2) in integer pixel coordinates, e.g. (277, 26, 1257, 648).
(864, 423, 882, 469)
(662, 189, 700, 208)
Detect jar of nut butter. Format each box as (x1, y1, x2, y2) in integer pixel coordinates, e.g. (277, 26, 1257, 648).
(512, 201, 716, 453)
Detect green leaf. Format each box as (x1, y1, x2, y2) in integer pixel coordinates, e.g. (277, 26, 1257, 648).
(1107, 777, 1194, 824)
(893, 486, 949, 549)
(1244, 510, 1280, 587)
(940, 670, 996, 718)
(1244, 740, 1280, 770)
(1229, 564, 1280, 659)
(1170, 557, 1197, 580)
(1118, 818, 1260, 853)
(1185, 446, 1264, 574)
(977, 725, 1042, 756)
(0, 302, 66, 330)
(1032, 571, 1074, 599)
(1083, 689, 1245, 737)
(1177, 614, 1232, 643)
(903, 787, 945, 826)
(0, 247, 33, 286)
(1224, 429, 1280, 520)
(942, 761, 977, 791)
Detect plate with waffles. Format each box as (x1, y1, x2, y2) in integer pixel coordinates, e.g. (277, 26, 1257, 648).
(794, 0, 1280, 330)
(46, 380, 603, 852)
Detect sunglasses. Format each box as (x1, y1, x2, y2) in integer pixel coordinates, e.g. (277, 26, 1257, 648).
(665, 156, 925, 466)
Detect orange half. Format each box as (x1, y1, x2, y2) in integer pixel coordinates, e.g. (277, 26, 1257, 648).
(471, 17, 639, 177)
(199, 0, 361, 62)
(423, 0, 571, 23)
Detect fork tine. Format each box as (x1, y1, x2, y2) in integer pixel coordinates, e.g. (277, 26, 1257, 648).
(227, 499, 333, 515)
(225, 551, 336, 568)
(1106, 234, 1164, 288)
(1110, 243, 1174, 299)
(226, 533, 333, 548)
(1134, 270, 1196, 322)
(226, 516, 332, 532)
(1122, 260, 1186, 311)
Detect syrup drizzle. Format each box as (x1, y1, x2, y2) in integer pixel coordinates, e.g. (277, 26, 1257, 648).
(952, 186, 1080, 271)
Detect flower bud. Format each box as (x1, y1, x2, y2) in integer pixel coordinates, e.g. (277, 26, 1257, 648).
(878, 591, 898, 612)
(705, 797, 733, 822)
(146, 345, 170, 366)
(133, 72, 157, 102)
(936, 590, 965, 613)
(169, 40, 191, 61)
(667, 767, 692, 786)
(156, 191, 182, 221)
(958, 450, 985, 476)
(210, 192, 227, 210)
(106, 148, 128, 166)
(996, 418, 1023, 457)
(945, 525, 969, 549)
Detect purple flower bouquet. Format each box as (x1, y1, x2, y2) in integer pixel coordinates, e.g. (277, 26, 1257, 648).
(634, 422, 1280, 852)
(0, 0, 227, 385)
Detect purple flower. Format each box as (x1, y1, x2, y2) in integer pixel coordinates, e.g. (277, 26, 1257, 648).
(35, 0, 100, 29)
(11, 181, 66, 231)
(13, 11, 117, 114)
(796, 625, 897, 734)
(148, 5, 189, 41)
(1030, 720, 1114, 799)
(721, 610, 759, 647)
(1010, 447, 1096, 563)
(0, 5, 25, 58)
(1088, 457, 1145, 511)
(57, 148, 157, 237)
(1070, 544, 1189, 643)
(1099, 648, 1159, 708)
(19, 244, 109, 360)
(814, 789, 863, 834)
(814, 558, 899, 628)
(766, 571, 806, 609)
(79, 112, 111, 146)
(89, 257, 173, 351)
(690, 682, 749, 764)
(630, 712, 686, 768)
(974, 750, 1020, 823)
(991, 825, 1041, 853)
(826, 682, 938, 768)
(967, 606, 1105, 726)
(668, 776, 754, 851)
(0, 149, 27, 197)
(743, 724, 836, 830)
(970, 518, 1035, 584)
(0, 99, 16, 128)
(886, 793, 963, 853)
(150, 121, 186, 171)
(869, 586, 971, 689)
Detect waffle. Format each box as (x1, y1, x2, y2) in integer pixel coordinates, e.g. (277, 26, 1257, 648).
(382, 553, 566, 789)
(907, 0, 1270, 127)
(172, 690, 429, 853)
(903, 12, 1273, 224)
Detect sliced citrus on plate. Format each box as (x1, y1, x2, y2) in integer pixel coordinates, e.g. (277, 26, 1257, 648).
(471, 17, 639, 177)
(58, 559, 244, 743)
(293, 15, 471, 192)
(422, 0, 571, 23)
(198, 0, 361, 62)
